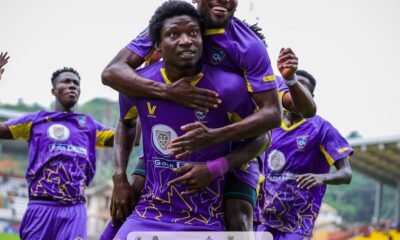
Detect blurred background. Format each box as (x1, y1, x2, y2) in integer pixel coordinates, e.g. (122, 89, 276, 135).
(1, 0, 400, 239)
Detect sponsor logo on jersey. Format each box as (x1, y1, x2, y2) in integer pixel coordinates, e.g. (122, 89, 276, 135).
(151, 124, 178, 156)
(267, 149, 286, 172)
(210, 47, 226, 65)
(48, 124, 70, 142)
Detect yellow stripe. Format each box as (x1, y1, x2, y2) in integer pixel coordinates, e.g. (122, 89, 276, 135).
(338, 147, 349, 153)
(256, 174, 265, 196)
(143, 48, 156, 65)
(205, 28, 225, 35)
(124, 107, 138, 120)
(96, 130, 115, 148)
(160, 68, 204, 86)
(280, 119, 306, 131)
(227, 112, 242, 123)
(320, 145, 335, 166)
(8, 121, 32, 140)
(263, 75, 276, 82)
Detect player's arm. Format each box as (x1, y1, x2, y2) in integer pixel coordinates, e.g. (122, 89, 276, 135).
(0, 123, 13, 139)
(168, 133, 269, 194)
(111, 117, 138, 224)
(278, 48, 316, 117)
(0, 52, 10, 81)
(101, 48, 220, 112)
(168, 89, 281, 158)
(296, 157, 352, 189)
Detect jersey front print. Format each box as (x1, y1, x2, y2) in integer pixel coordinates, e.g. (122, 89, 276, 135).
(5, 111, 114, 204)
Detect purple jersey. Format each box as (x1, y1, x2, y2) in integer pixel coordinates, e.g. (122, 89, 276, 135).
(255, 115, 353, 236)
(5, 111, 114, 204)
(127, 17, 277, 93)
(119, 61, 256, 231)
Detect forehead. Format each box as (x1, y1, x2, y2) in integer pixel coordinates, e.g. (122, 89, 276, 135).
(162, 15, 199, 30)
(55, 72, 80, 82)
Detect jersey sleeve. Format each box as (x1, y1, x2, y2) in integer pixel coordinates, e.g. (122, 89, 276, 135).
(119, 93, 138, 121)
(4, 112, 37, 141)
(126, 27, 156, 62)
(318, 119, 353, 166)
(237, 39, 277, 93)
(94, 120, 115, 148)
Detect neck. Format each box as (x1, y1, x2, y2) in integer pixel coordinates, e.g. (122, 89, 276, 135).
(164, 63, 201, 82)
(55, 102, 74, 113)
(283, 111, 304, 127)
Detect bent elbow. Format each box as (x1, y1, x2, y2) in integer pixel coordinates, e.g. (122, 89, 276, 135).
(344, 168, 353, 184)
(101, 68, 113, 87)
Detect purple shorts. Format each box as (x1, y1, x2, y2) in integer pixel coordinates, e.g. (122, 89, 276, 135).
(100, 220, 124, 240)
(20, 200, 86, 240)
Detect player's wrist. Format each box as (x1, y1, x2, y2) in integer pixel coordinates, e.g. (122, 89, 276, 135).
(284, 74, 298, 87)
(206, 157, 229, 179)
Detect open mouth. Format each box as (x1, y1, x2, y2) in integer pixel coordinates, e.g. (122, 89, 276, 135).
(212, 6, 228, 13)
(178, 51, 196, 59)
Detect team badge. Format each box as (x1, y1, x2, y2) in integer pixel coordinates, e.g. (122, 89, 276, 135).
(77, 116, 87, 127)
(210, 47, 226, 65)
(48, 124, 70, 142)
(195, 109, 207, 121)
(151, 124, 178, 156)
(267, 149, 285, 172)
(296, 135, 308, 150)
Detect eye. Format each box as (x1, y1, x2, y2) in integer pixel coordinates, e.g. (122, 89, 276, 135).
(168, 32, 178, 38)
(190, 29, 200, 37)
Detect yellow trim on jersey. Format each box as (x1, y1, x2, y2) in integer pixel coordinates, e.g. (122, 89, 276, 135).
(8, 121, 32, 141)
(124, 106, 138, 120)
(320, 145, 335, 166)
(263, 75, 276, 82)
(281, 119, 306, 131)
(205, 28, 225, 35)
(338, 147, 350, 153)
(143, 48, 156, 66)
(256, 174, 265, 196)
(160, 68, 204, 86)
(226, 112, 242, 123)
(246, 80, 253, 93)
(96, 130, 115, 148)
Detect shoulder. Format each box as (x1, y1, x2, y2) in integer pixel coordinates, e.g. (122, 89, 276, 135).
(229, 18, 266, 48)
(136, 61, 163, 79)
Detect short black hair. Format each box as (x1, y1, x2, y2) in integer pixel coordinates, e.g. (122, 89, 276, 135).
(51, 67, 80, 84)
(149, 0, 205, 45)
(296, 69, 316, 95)
(243, 20, 268, 47)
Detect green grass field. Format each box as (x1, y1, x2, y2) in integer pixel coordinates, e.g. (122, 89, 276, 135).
(0, 233, 19, 240)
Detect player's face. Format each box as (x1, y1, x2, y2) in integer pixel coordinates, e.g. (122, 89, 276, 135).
(194, 0, 237, 28)
(159, 15, 203, 70)
(52, 72, 81, 109)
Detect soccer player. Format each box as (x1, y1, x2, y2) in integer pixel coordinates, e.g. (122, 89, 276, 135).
(254, 70, 353, 240)
(0, 67, 114, 240)
(111, 0, 268, 237)
(0, 52, 10, 81)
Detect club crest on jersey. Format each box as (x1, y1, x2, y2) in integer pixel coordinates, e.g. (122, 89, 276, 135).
(210, 47, 226, 65)
(151, 124, 178, 156)
(48, 124, 70, 142)
(195, 109, 207, 122)
(296, 135, 308, 150)
(77, 116, 87, 127)
(267, 149, 286, 172)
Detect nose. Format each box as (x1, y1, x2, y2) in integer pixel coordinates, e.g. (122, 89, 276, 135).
(178, 33, 193, 46)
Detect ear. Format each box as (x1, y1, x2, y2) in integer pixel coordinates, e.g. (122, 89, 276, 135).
(155, 43, 161, 53)
(51, 88, 56, 96)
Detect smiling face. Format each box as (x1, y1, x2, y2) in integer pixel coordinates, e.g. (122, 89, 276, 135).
(194, 0, 238, 28)
(51, 71, 81, 111)
(158, 15, 203, 71)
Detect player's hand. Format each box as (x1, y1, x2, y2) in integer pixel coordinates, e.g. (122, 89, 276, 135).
(277, 48, 298, 80)
(167, 163, 213, 194)
(165, 74, 221, 112)
(111, 173, 136, 226)
(167, 121, 217, 159)
(296, 173, 325, 189)
(0, 52, 10, 81)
